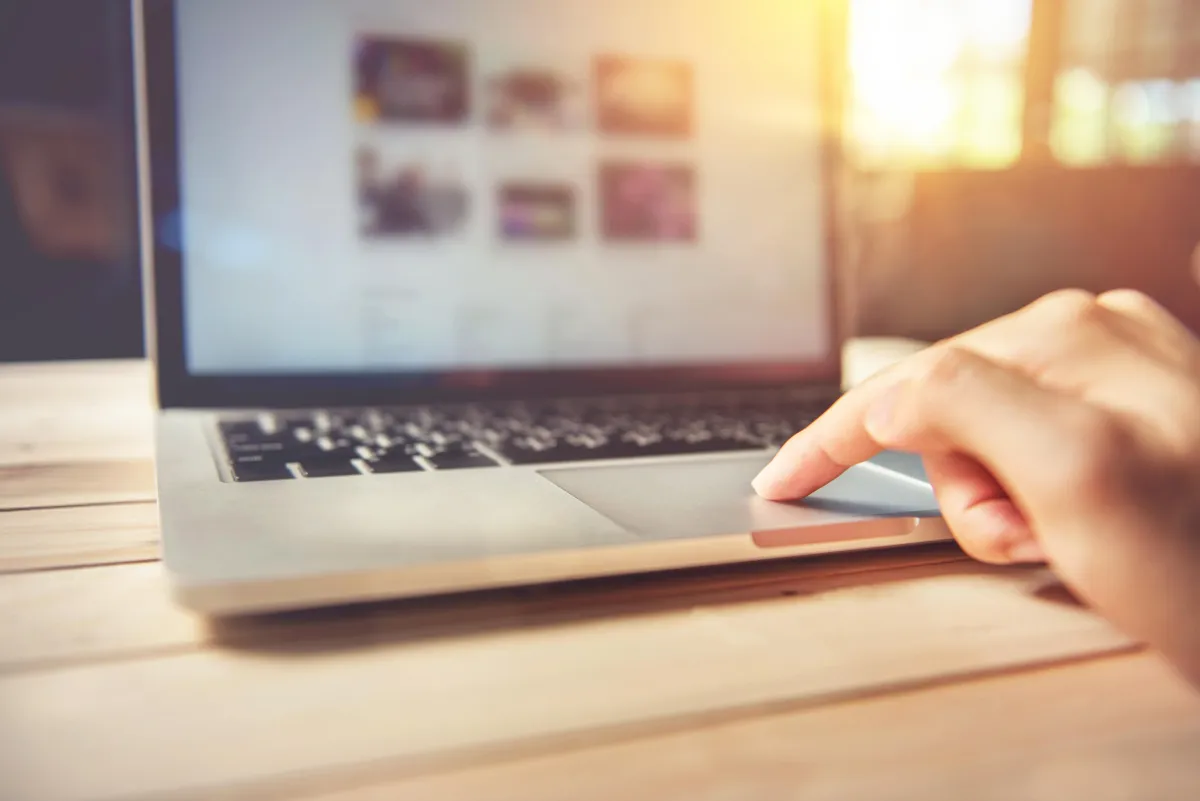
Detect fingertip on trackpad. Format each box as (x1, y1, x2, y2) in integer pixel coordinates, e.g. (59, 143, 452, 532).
(539, 453, 939, 543)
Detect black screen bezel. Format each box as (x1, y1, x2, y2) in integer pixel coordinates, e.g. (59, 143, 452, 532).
(137, 0, 847, 410)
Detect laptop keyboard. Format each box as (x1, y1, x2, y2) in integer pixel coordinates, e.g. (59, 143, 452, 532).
(217, 390, 833, 482)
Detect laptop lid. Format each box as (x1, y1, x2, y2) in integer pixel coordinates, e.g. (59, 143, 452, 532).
(135, 0, 846, 410)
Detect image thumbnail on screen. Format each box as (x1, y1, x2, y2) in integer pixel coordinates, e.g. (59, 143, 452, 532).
(355, 36, 471, 124)
(600, 161, 697, 242)
(356, 146, 469, 237)
(594, 55, 693, 138)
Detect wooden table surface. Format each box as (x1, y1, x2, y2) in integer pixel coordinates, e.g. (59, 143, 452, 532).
(2, 359, 1199, 801)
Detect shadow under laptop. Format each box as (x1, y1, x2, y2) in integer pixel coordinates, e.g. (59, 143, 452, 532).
(204, 541, 981, 656)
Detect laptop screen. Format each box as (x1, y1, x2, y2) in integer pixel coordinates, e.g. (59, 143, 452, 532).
(172, 0, 831, 376)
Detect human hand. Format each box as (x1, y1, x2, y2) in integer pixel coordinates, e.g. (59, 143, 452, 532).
(753, 279, 1200, 684)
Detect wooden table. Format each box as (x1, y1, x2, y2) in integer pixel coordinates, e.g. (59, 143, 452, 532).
(2, 359, 1199, 801)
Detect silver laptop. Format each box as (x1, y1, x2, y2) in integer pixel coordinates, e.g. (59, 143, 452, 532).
(133, 0, 949, 616)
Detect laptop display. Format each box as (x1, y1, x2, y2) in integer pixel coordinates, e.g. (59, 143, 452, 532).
(168, 0, 832, 377)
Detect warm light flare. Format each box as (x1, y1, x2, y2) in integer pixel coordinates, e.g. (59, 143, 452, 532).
(846, 0, 1032, 168)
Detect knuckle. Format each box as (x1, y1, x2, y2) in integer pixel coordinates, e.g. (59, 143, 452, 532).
(919, 346, 980, 390)
(1032, 288, 1104, 329)
(1097, 288, 1160, 314)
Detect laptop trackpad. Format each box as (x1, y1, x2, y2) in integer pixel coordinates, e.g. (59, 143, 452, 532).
(539, 453, 940, 541)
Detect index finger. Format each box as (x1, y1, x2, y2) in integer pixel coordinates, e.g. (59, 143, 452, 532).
(751, 360, 909, 500)
(750, 296, 1062, 500)
(751, 289, 1124, 500)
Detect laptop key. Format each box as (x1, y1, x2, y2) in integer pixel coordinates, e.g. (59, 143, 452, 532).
(501, 442, 629, 465)
(366, 455, 424, 473)
(228, 439, 292, 459)
(425, 446, 499, 470)
(216, 392, 833, 479)
(642, 437, 761, 457)
(500, 436, 761, 465)
(297, 456, 361, 478)
(231, 451, 288, 467)
(230, 460, 294, 482)
(219, 421, 264, 443)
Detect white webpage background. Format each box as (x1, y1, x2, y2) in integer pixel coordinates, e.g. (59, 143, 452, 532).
(177, 0, 831, 373)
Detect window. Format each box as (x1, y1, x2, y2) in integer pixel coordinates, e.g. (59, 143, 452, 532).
(845, 0, 1033, 170)
(1051, 0, 1200, 165)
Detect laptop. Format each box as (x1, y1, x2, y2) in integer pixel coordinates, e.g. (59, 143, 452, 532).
(133, 0, 949, 616)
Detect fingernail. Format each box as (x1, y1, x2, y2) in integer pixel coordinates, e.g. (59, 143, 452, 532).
(752, 457, 791, 499)
(1006, 539, 1047, 564)
(865, 381, 905, 442)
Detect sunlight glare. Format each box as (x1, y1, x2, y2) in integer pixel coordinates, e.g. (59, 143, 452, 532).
(847, 0, 1032, 168)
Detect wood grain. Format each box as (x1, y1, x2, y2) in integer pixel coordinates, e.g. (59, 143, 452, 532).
(0, 563, 1133, 801)
(0, 361, 155, 509)
(0, 544, 969, 671)
(303, 651, 1200, 801)
(0, 502, 159, 573)
(0, 460, 156, 511)
(1, 357, 1195, 801)
(0, 561, 203, 674)
(0, 360, 153, 467)
(0, 545, 968, 672)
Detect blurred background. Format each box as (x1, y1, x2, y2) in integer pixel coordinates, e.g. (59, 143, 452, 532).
(838, 0, 1200, 342)
(0, 1, 141, 361)
(1, 0, 1198, 363)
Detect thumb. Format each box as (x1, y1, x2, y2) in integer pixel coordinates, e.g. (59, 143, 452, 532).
(868, 348, 1200, 684)
(922, 450, 1043, 565)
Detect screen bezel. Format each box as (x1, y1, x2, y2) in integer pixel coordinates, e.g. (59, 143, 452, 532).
(137, 0, 847, 410)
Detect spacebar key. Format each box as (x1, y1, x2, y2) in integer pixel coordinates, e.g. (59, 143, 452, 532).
(501, 443, 643, 464)
(643, 438, 760, 456)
